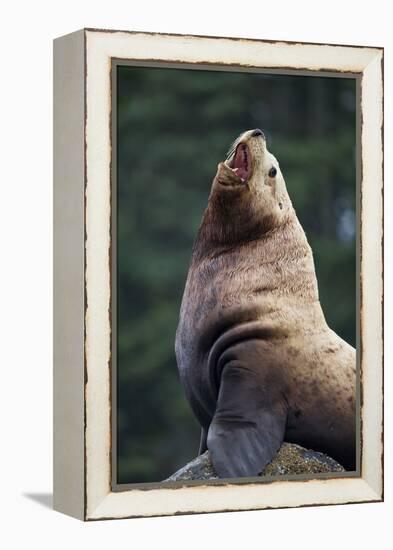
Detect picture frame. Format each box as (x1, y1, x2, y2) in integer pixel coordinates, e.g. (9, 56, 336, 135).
(53, 28, 383, 521)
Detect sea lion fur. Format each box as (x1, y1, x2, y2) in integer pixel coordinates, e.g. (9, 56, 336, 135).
(175, 129, 356, 477)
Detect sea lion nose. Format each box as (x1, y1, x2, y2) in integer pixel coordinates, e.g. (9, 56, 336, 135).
(251, 128, 265, 138)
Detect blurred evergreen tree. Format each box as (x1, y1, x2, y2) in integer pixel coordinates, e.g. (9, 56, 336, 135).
(117, 66, 356, 483)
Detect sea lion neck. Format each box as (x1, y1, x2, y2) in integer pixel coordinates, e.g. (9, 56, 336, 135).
(193, 191, 260, 251)
(192, 192, 295, 262)
(192, 209, 320, 303)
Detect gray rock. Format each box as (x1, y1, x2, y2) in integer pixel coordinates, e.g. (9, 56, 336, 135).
(164, 442, 345, 482)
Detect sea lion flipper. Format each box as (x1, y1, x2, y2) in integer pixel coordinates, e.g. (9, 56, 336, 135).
(207, 364, 287, 478)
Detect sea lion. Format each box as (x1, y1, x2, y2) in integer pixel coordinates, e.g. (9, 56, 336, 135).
(175, 129, 356, 478)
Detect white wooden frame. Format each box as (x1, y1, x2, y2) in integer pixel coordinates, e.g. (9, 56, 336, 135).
(53, 28, 383, 521)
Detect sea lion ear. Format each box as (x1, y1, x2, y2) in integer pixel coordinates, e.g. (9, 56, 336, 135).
(207, 365, 287, 478)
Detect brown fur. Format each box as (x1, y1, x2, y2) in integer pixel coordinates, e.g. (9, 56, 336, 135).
(176, 130, 356, 473)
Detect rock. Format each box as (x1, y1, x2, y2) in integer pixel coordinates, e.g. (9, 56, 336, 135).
(164, 442, 345, 482)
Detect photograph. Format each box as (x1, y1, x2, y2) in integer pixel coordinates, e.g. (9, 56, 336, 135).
(114, 64, 358, 485)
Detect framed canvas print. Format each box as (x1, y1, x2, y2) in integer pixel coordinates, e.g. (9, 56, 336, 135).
(53, 28, 383, 521)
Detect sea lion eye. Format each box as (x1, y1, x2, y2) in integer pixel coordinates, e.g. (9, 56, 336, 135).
(269, 167, 277, 178)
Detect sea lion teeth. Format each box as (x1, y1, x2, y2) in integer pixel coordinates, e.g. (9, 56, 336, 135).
(175, 128, 356, 478)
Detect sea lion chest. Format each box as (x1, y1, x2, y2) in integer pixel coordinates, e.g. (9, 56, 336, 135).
(175, 242, 301, 428)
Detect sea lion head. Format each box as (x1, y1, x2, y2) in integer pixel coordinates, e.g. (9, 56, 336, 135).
(202, 129, 293, 245)
(219, 128, 291, 223)
(197, 128, 296, 250)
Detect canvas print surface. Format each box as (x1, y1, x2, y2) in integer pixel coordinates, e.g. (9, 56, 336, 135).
(115, 65, 357, 485)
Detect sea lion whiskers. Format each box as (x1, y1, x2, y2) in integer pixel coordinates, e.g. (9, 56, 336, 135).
(225, 131, 246, 163)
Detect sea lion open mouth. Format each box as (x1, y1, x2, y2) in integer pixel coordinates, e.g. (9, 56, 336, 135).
(228, 142, 251, 183)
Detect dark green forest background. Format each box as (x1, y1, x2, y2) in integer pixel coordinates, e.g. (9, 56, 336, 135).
(116, 66, 357, 484)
